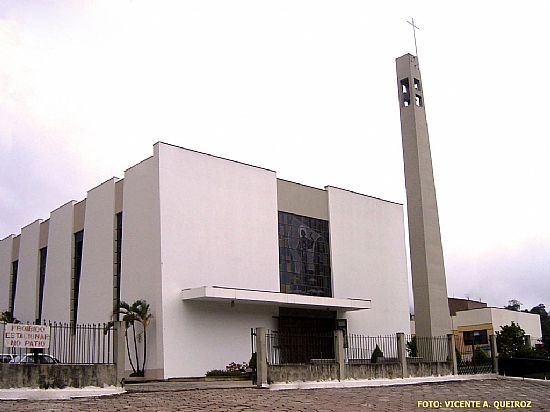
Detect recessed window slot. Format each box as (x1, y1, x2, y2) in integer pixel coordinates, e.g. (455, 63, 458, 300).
(400, 78, 410, 94)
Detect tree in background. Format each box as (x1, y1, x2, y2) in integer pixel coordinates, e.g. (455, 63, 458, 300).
(504, 299, 522, 312)
(528, 304, 550, 351)
(496, 322, 529, 358)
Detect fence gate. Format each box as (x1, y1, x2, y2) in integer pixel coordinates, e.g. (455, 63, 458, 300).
(455, 334, 493, 374)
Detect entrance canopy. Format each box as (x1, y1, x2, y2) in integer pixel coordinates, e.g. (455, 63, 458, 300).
(181, 286, 371, 312)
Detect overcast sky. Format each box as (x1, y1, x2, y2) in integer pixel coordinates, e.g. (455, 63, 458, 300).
(1, 1, 548, 312)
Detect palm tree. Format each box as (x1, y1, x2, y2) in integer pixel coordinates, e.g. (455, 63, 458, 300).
(106, 299, 152, 377)
(120, 300, 152, 375)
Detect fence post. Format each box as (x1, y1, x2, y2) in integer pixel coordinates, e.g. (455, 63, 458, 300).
(490, 334, 499, 374)
(447, 334, 458, 375)
(397, 333, 408, 378)
(113, 321, 126, 385)
(256, 327, 268, 388)
(334, 329, 346, 381)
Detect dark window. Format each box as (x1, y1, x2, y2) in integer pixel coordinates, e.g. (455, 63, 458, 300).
(38, 247, 47, 322)
(71, 230, 84, 326)
(113, 212, 123, 319)
(414, 78, 421, 90)
(9, 260, 18, 314)
(463, 330, 488, 345)
(415, 94, 423, 107)
(278, 211, 332, 297)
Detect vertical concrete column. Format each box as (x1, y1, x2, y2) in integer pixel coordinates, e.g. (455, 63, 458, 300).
(256, 327, 268, 388)
(396, 54, 452, 338)
(447, 334, 458, 375)
(490, 334, 499, 374)
(397, 332, 408, 378)
(334, 330, 346, 381)
(114, 321, 126, 385)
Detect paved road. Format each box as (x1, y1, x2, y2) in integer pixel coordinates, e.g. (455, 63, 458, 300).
(1, 377, 549, 411)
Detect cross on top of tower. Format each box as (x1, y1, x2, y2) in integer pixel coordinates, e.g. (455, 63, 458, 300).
(407, 18, 420, 58)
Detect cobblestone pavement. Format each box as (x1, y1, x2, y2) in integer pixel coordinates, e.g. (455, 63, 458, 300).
(1, 378, 549, 411)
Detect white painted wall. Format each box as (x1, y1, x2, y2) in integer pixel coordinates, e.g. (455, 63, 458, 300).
(453, 308, 493, 328)
(179, 301, 277, 375)
(490, 308, 542, 345)
(14, 220, 41, 322)
(327, 186, 410, 335)
(0, 236, 14, 312)
(79, 178, 117, 324)
(157, 143, 280, 378)
(120, 154, 164, 378)
(42, 202, 75, 323)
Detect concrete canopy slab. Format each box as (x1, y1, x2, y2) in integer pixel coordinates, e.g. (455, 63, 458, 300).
(181, 286, 371, 311)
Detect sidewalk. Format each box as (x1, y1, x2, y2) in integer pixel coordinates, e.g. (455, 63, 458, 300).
(1, 376, 549, 411)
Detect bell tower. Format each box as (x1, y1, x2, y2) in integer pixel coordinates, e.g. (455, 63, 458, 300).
(396, 54, 451, 338)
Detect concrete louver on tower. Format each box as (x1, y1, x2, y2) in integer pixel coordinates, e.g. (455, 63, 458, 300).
(396, 54, 451, 338)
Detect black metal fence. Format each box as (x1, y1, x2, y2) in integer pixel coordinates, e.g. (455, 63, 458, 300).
(1, 321, 114, 364)
(266, 331, 335, 365)
(346, 334, 398, 364)
(498, 357, 550, 379)
(406, 335, 449, 363)
(454, 334, 492, 374)
(258, 331, 454, 366)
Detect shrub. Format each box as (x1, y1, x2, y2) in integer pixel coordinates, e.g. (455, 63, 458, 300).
(371, 345, 384, 363)
(226, 361, 248, 372)
(473, 347, 489, 363)
(205, 369, 245, 377)
(206, 360, 251, 377)
(406, 336, 418, 357)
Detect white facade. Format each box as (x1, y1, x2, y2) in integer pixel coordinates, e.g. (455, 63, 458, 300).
(78, 178, 118, 324)
(120, 154, 164, 377)
(157, 143, 281, 377)
(327, 186, 410, 335)
(0, 142, 411, 378)
(41, 202, 75, 323)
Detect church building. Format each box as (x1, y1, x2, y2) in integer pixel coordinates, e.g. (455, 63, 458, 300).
(0, 142, 411, 378)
